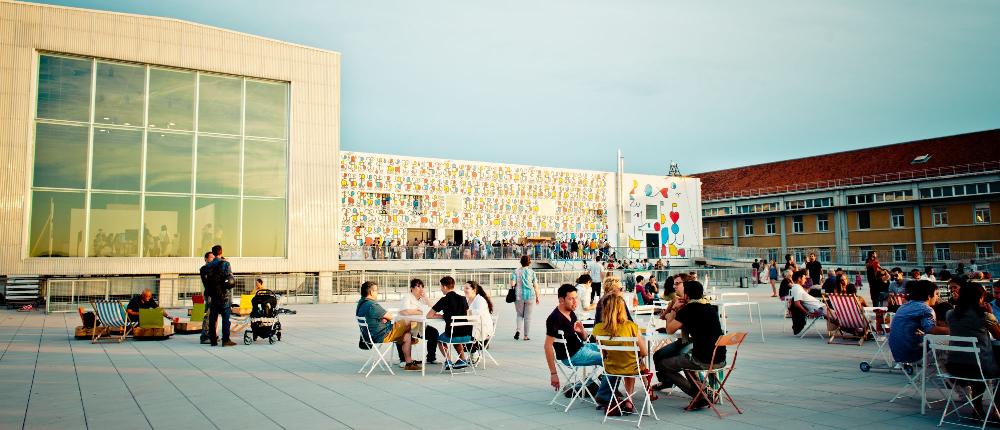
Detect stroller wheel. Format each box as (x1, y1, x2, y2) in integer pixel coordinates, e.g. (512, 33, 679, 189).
(268, 336, 276, 344)
(859, 362, 871, 372)
(243, 332, 252, 345)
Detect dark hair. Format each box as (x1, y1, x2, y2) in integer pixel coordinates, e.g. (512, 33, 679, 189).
(635, 275, 644, 283)
(845, 283, 858, 295)
(520, 255, 531, 267)
(557, 283, 577, 298)
(409, 278, 424, 289)
(467, 280, 494, 314)
(906, 279, 936, 302)
(684, 281, 704, 300)
(440, 276, 455, 288)
(925, 266, 934, 274)
(255, 278, 263, 285)
(360, 281, 377, 298)
(785, 253, 792, 262)
(792, 270, 808, 283)
(203, 251, 213, 259)
(954, 280, 984, 319)
(211, 244, 222, 256)
(576, 274, 592, 284)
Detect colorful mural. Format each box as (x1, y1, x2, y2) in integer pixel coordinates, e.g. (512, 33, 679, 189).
(621, 173, 703, 260)
(340, 152, 610, 244)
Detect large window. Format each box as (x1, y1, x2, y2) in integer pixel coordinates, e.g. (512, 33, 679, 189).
(743, 219, 754, 236)
(792, 216, 804, 233)
(977, 243, 994, 259)
(892, 245, 908, 263)
(932, 207, 948, 226)
(974, 203, 991, 224)
(890, 208, 905, 228)
(935, 244, 951, 262)
(29, 53, 289, 258)
(765, 217, 776, 235)
(857, 210, 871, 230)
(816, 214, 829, 232)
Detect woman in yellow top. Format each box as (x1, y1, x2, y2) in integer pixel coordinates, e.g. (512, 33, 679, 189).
(593, 295, 647, 414)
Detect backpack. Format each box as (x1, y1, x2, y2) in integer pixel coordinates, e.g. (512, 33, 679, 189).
(208, 261, 236, 291)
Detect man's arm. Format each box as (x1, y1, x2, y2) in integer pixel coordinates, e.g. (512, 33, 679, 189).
(544, 336, 559, 390)
(666, 319, 682, 334)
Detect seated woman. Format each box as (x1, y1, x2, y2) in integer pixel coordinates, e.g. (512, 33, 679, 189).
(946, 281, 1000, 420)
(594, 277, 632, 324)
(463, 280, 495, 344)
(592, 295, 648, 415)
(575, 274, 596, 313)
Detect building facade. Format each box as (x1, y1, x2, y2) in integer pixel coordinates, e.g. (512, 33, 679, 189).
(0, 1, 341, 276)
(694, 130, 1000, 268)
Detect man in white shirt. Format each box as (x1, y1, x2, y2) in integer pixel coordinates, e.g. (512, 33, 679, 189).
(396, 278, 439, 365)
(789, 270, 825, 335)
(587, 256, 604, 306)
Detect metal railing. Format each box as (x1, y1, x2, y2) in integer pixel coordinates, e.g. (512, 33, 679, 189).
(340, 244, 708, 262)
(703, 245, 999, 269)
(701, 160, 1000, 202)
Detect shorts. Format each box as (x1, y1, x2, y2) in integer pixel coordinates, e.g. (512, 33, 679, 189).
(381, 321, 411, 344)
(438, 334, 473, 344)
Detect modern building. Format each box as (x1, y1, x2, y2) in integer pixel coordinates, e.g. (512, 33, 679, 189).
(0, 1, 341, 280)
(339, 151, 704, 263)
(694, 129, 1000, 268)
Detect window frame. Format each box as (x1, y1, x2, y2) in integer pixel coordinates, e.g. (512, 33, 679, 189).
(816, 214, 829, 232)
(931, 206, 949, 226)
(792, 215, 804, 233)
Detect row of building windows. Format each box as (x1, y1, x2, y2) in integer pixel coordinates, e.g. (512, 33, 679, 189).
(746, 243, 995, 267)
(847, 190, 913, 205)
(919, 182, 999, 199)
(785, 197, 833, 211)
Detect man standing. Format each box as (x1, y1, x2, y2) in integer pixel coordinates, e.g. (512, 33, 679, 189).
(657, 281, 726, 410)
(199, 251, 216, 344)
(206, 244, 236, 347)
(751, 259, 760, 284)
(805, 253, 823, 286)
(397, 278, 438, 365)
(588, 255, 604, 306)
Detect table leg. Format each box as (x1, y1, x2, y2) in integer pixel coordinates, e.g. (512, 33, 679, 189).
(920, 337, 927, 414)
(422, 321, 427, 377)
(755, 303, 765, 342)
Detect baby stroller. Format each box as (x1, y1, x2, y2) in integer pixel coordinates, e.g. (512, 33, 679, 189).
(243, 289, 283, 345)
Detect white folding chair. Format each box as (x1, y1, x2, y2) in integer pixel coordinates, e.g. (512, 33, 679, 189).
(472, 312, 499, 369)
(927, 335, 1000, 430)
(719, 293, 753, 322)
(356, 316, 395, 378)
(860, 309, 895, 373)
(440, 315, 477, 376)
(595, 335, 659, 427)
(550, 330, 602, 412)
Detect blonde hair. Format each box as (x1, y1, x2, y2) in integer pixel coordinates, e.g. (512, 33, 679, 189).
(601, 295, 629, 336)
(603, 277, 622, 295)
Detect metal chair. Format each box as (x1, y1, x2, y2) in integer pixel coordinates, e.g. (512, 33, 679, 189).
(595, 335, 659, 427)
(683, 332, 747, 419)
(439, 315, 477, 376)
(550, 329, 601, 412)
(356, 316, 395, 378)
(927, 334, 1000, 430)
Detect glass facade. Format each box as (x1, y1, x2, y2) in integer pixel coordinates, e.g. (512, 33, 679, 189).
(29, 53, 289, 258)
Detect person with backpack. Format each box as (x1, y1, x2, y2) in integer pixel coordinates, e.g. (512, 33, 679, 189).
(199, 251, 215, 344)
(206, 244, 236, 347)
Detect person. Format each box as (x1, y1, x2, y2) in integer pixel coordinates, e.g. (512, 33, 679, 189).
(646, 277, 659, 298)
(125, 288, 171, 323)
(778, 269, 794, 300)
(888, 280, 949, 365)
(946, 281, 1000, 420)
(866, 251, 885, 306)
(652, 273, 692, 390)
(846, 283, 868, 307)
(888, 268, 907, 295)
(751, 259, 760, 284)
(661, 274, 679, 303)
(252, 278, 266, 293)
(783, 253, 798, 273)
(768, 261, 779, 297)
(397, 278, 439, 365)
(464, 280, 495, 344)
(575, 274, 595, 312)
(205, 244, 236, 347)
(544, 284, 615, 406)
(922, 266, 937, 282)
(789, 270, 826, 335)
(635, 275, 653, 305)
(657, 280, 726, 410)
(592, 295, 647, 415)
(805, 252, 822, 286)
(199, 251, 216, 344)
(821, 269, 838, 294)
(511, 255, 540, 340)
(356, 281, 422, 371)
(428, 276, 472, 369)
(594, 277, 633, 323)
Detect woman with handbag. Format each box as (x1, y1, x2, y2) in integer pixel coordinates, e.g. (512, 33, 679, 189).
(511, 255, 540, 340)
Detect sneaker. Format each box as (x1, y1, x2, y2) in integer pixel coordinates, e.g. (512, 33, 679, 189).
(453, 359, 468, 369)
(514, 331, 520, 340)
(443, 360, 454, 370)
(398, 361, 407, 368)
(685, 397, 711, 411)
(404, 362, 422, 371)
(222, 340, 237, 347)
(200, 338, 212, 345)
(426, 358, 439, 365)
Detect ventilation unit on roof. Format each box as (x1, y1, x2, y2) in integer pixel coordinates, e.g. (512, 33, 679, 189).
(911, 154, 932, 164)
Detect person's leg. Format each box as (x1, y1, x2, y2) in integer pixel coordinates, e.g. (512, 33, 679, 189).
(523, 301, 534, 339)
(591, 283, 601, 305)
(221, 303, 232, 342)
(770, 280, 777, 296)
(200, 295, 213, 342)
(395, 342, 406, 364)
(514, 300, 525, 337)
(660, 355, 702, 398)
(455, 344, 465, 361)
(424, 325, 439, 362)
(400, 333, 413, 363)
(653, 340, 690, 385)
(791, 305, 806, 335)
(207, 304, 220, 345)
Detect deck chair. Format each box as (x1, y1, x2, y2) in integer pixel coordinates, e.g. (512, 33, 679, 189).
(886, 292, 906, 311)
(927, 335, 1000, 430)
(90, 300, 135, 343)
(550, 329, 601, 412)
(683, 332, 747, 419)
(595, 335, 659, 427)
(826, 294, 870, 346)
(356, 316, 395, 378)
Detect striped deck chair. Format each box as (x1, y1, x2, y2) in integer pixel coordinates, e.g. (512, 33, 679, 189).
(886, 293, 905, 311)
(90, 300, 135, 343)
(826, 294, 870, 346)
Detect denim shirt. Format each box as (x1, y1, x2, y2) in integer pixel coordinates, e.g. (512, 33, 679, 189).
(888, 301, 935, 363)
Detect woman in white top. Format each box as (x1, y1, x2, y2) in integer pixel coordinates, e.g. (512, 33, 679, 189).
(463, 280, 495, 341)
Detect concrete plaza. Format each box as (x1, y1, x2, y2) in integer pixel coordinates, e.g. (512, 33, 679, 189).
(0, 287, 947, 429)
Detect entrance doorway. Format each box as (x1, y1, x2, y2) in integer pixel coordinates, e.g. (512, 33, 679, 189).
(645, 233, 660, 260)
(407, 228, 434, 245)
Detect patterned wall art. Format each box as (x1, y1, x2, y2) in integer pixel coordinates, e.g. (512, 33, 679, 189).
(621, 173, 703, 260)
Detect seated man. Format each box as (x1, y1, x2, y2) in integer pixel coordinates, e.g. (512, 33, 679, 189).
(543, 284, 616, 405)
(789, 270, 826, 335)
(657, 281, 726, 410)
(356, 281, 422, 371)
(888, 280, 949, 365)
(427, 276, 472, 369)
(126, 288, 171, 323)
(396, 278, 438, 366)
(636, 275, 654, 305)
(652, 274, 693, 391)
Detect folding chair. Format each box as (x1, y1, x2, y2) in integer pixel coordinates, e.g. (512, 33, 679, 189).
(825, 294, 870, 346)
(683, 332, 747, 419)
(472, 312, 499, 369)
(356, 316, 395, 378)
(595, 335, 659, 427)
(90, 300, 135, 343)
(927, 335, 1000, 430)
(860, 309, 895, 373)
(550, 330, 601, 412)
(440, 315, 477, 376)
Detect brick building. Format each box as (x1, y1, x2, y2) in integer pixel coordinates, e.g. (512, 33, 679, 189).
(693, 129, 1000, 269)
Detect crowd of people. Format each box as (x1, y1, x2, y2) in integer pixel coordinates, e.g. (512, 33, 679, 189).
(341, 237, 626, 261)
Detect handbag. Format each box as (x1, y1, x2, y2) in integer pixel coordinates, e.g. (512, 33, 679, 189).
(505, 287, 516, 303)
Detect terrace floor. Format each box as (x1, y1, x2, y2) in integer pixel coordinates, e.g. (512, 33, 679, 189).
(0, 286, 954, 429)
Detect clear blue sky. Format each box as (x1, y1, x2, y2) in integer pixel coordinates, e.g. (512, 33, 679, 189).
(35, 0, 1000, 175)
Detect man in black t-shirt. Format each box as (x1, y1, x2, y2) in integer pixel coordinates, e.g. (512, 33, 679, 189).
(658, 281, 726, 410)
(805, 253, 822, 286)
(428, 276, 472, 369)
(126, 288, 171, 323)
(544, 284, 617, 404)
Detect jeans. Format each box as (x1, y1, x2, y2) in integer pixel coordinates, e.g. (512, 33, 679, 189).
(562, 343, 615, 403)
(653, 339, 691, 385)
(515, 299, 534, 337)
(200, 295, 213, 342)
(659, 354, 716, 398)
(208, 301, 231, 343)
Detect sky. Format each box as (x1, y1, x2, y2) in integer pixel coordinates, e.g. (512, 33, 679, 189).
(34, 0, 1000, 175)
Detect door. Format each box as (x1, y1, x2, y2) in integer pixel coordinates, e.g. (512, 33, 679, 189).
(645, 233, 660, 259)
